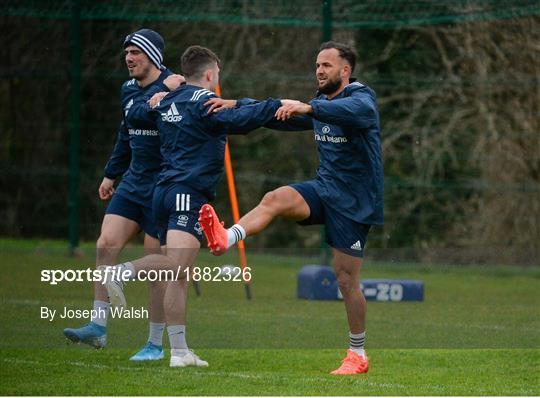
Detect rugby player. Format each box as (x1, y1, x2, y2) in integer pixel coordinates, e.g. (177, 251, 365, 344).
(199, 41, 383, 375)
(63, 29, 186, 362)
(97, 45, 293, 367)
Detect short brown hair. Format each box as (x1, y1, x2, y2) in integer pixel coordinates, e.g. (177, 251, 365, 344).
(181, 45, 220, 79)
(319, 41, 357, 73)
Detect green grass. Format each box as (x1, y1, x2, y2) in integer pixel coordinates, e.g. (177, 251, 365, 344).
(0, 240, 539, 395)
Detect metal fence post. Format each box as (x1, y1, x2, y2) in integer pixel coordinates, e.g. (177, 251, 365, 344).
(68, 0, 81, 254)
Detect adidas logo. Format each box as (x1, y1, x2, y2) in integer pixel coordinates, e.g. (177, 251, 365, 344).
(350, 240, 363, 251)
(124, 99, 133, 116)
(161, 102, 182, 122)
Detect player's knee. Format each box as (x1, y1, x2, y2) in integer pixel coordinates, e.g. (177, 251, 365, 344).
(336, 270, 358, 296)
(96, 233, 119, 250)
(259, 188, 292, 214)
(148, 279, 167, 291)
(259, 190, 281, 212)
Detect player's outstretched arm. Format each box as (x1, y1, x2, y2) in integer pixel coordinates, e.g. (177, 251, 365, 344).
(205, 97, 312, 132)
(267, 99, 314, 131)
(204, 98, 238, 114)
(275, 99, 312, 120)
(207, 98, 283, 134)
(310, 89, 378, 129)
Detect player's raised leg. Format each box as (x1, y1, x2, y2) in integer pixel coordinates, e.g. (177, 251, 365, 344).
(63, 214, 139, 348)
(330, 249, 369, 375)
(199, 186, 309, 255)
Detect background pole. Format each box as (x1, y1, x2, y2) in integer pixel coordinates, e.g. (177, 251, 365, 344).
(68, 0, 81, 255)
(321, 0, 332, 265)
(216, 84, 252, 300)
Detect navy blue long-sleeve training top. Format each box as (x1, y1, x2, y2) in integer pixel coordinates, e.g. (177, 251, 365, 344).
(103, 69, 172, 205)
(239, 81, 384, 225)
(126, 84, 282, 200)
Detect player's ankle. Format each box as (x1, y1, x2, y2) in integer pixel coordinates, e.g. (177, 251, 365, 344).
(171, 348, 189, 356)
(350, 348, 366, 358)
(349, 331, 366, 358)
(227, 224, 246, 248)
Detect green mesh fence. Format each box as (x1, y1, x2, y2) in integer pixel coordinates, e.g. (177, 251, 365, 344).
(1, 0, 538, 263)
(4, 0, 540, 27)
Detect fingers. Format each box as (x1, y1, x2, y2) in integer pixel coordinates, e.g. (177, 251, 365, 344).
(275, 100, 311, 120)
(164, 75, 184, 91)
(99, 189, 109, 200)
(204, 98, 236, 114)
(204, 98, 219, 107)
(98, 184, 114, 200)
(205, 98, 221, 114)
(207, 103, 219, 114)
(275, 105, 295, 121)
(275, 106, 285, 120)
(148, 92, 167, 108)
(275, 99, 301, 120)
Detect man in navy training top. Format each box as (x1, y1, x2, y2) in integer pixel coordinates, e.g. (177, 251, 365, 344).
(63, 29, 188, 362)
(97, 45, 292, 368)
(200, 41, 383, 375)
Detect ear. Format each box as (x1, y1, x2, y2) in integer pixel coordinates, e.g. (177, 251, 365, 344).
(205, 69, 213, 82)
(341, 64, 351, 79)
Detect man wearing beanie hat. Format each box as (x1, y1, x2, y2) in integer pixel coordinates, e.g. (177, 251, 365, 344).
(63, 29, 202, 365)
(97, 45, 289, 368)
(124, 28, 166, 72)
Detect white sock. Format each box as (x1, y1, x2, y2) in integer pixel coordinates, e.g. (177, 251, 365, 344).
(171, 348, 190, 356)
(148, 322, 166, 346)
(91, 300, 109, 327)
(167, 325, 187, 350)
(227, 224, 246, 248)
(349, 331, 366, 358)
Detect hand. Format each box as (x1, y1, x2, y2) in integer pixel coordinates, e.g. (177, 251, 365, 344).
(275, 100, 312, 121)
(98, 177, 115, 200)
(163, 74, 185, 91)
(204, 98, 237, 114)
(148, 91, 168, 108)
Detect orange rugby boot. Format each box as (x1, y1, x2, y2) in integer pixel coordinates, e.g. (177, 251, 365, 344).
(330, 349, 369, 375)
(198, 204, 228, 255)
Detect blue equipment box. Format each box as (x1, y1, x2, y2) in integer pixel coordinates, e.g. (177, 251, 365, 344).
(297, 265, 338, 300)
(297, 265, 424, 302)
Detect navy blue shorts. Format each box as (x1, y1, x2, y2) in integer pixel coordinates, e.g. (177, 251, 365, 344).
(152, 183, 206, 245)
(105, 192, 159, 239)
(290, 180, 371, 258)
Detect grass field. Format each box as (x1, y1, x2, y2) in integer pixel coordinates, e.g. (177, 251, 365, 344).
(0, 239, 539, 395)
